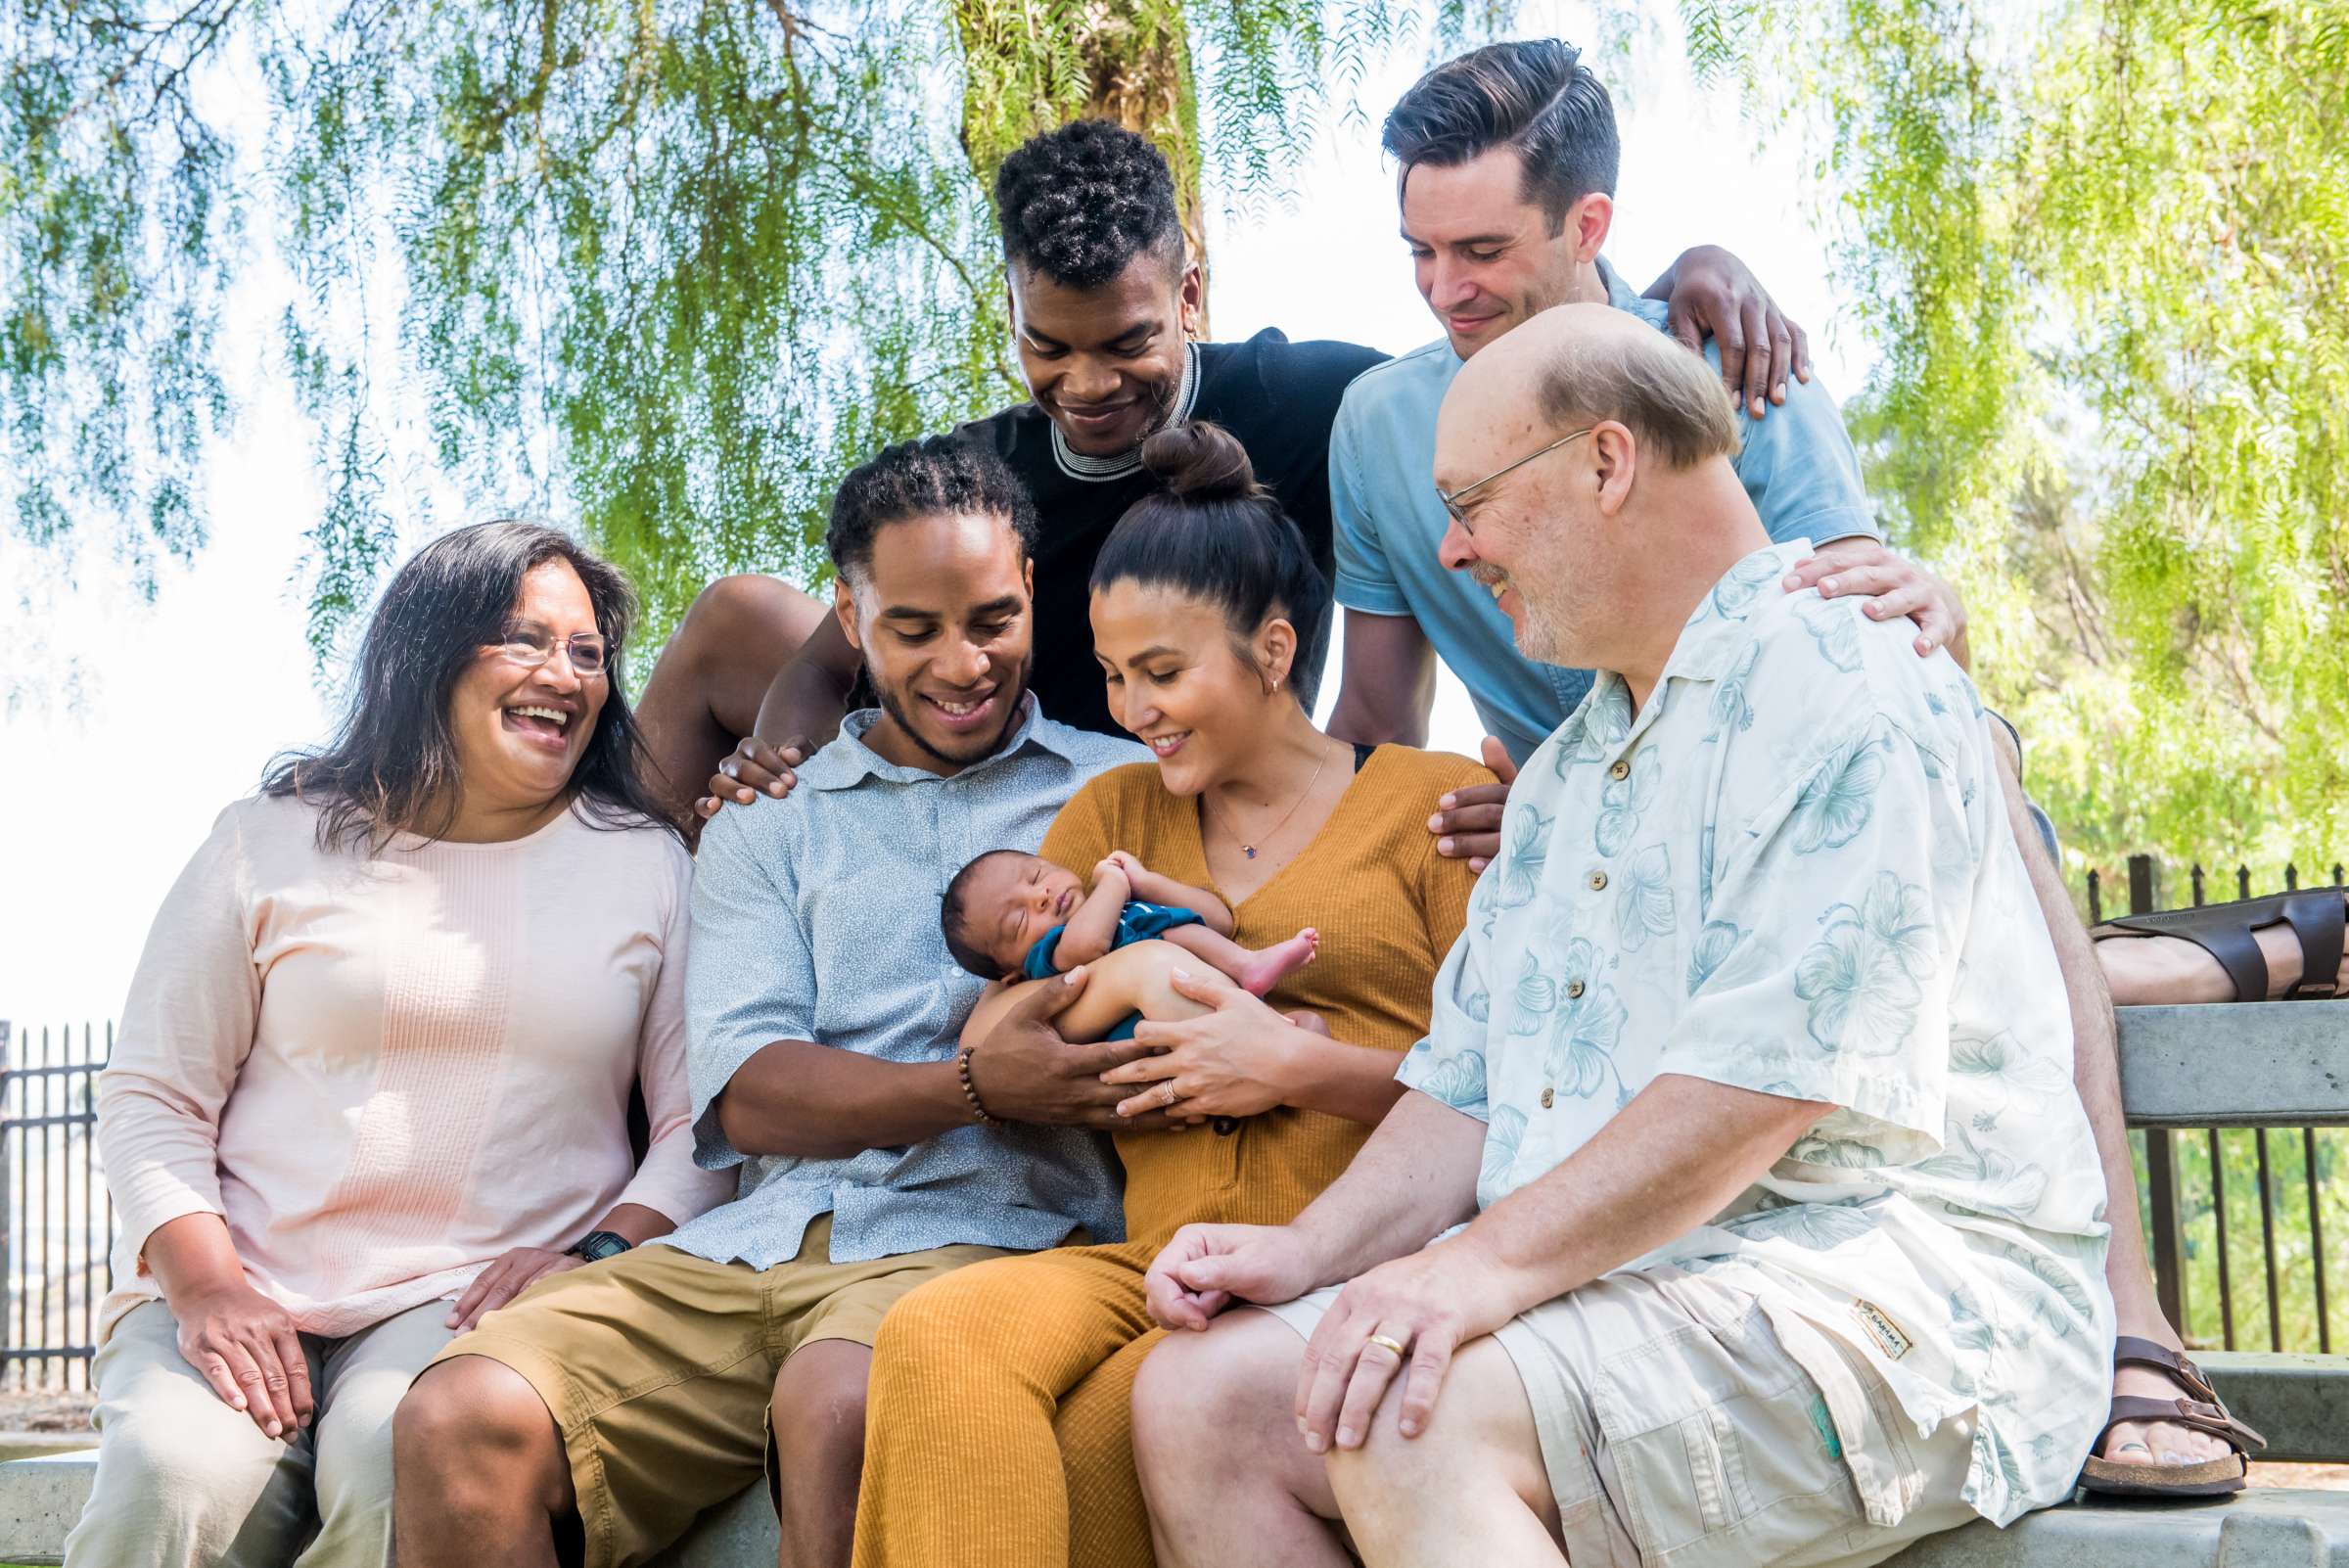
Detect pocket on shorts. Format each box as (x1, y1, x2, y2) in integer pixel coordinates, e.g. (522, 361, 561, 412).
(1592, 1306, 1875, 1568)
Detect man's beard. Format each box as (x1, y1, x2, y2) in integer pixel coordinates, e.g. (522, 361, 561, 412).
(1090, 354, 1183, 453)
(871, 654, 1032, 769)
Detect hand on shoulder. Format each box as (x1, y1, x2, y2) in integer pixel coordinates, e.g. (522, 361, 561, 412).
(695, 734, 814, 820)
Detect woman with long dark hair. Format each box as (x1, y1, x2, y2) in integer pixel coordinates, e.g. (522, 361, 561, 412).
(71, 522, 730, 1568)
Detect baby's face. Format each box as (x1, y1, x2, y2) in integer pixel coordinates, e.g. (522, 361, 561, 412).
(969, 853, 1088, 973)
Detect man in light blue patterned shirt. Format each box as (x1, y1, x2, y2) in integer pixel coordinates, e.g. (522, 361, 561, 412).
(1128, 306, 2113, 1568)
(397, 437, 1149, 1568)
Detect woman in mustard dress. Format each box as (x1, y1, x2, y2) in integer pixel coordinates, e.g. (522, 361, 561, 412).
(852, 423, 1488, 1568)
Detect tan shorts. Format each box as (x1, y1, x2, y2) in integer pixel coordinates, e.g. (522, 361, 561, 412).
(429, 1215, 1009, 1568)
(1258, 1267, 1979, 1568)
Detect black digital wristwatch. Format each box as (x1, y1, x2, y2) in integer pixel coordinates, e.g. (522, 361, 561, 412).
(566, 1230, 633, 1263)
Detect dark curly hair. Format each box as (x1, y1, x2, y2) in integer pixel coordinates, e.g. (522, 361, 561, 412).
(994, 119, 1183, 289)
(262, 520, 680, 851)
(827, 435, 1040, 585)
(941, 848, 1029, 978)
(1384, 39, 1619, 232)
(1090, 421, 1329, 708)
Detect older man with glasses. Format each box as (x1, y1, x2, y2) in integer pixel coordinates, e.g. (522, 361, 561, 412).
(1127, 303, 2115, 1568)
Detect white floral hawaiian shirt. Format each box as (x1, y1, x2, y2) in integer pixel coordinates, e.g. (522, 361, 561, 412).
(1397, 538, 2115, 1526)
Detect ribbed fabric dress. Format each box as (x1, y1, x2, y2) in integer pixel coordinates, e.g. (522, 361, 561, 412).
(853, 744, 1490, 1568)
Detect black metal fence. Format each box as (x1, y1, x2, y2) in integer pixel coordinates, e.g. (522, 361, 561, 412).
(2098, 854, 2345, 1355)
(0, 1020, 113, 1391)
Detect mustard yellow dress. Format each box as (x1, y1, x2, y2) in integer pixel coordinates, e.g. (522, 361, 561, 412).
(852, 745, 1489, 1568)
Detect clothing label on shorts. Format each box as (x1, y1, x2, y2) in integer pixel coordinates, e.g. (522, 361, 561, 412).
(1849, 1299, 1912, 1360)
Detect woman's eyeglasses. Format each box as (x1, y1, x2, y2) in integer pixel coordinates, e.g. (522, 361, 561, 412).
(491, 626, 610, 677)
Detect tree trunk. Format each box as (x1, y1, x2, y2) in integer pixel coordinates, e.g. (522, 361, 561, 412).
(951, 0, 1212, 334)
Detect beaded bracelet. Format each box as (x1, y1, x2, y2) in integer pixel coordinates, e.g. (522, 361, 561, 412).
(957, 1045, 995, 1124)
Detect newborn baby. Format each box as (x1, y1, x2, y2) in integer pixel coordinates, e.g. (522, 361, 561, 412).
(942, 849, 1317, 1045)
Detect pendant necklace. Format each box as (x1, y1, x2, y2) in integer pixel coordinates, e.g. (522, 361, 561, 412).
(1214, 747, 1331, 860)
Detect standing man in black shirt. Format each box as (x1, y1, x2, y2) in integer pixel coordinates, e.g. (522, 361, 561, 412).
(639, 118, 1804, 826)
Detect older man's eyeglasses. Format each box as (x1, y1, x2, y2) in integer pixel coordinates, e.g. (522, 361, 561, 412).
(1437, 426, 1595, 530)
(493, 626, 610, 677)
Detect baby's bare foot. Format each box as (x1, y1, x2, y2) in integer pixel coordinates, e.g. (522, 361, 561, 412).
(1236, 928, 1318, 996)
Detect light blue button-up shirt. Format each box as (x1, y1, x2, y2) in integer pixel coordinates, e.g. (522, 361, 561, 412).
(1399, 539, 2112, 1526)
(1331, 259, 1880, 763)
(658, 698, 1146, 1269)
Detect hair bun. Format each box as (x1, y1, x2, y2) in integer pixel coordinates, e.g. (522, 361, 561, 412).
(1140, 421, 1262, 503)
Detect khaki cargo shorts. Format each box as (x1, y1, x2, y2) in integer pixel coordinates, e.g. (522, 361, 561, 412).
(429, 1214, 1010, 1568)
(1258, 1267, 1980, 1568)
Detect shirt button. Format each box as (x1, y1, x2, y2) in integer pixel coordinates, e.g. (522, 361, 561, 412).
(1608, 760, 1631, 780)
(1588, 870, 1608, 892)
(1567, 980, 1586, 999)
(1541, 1086, 1555, 1109)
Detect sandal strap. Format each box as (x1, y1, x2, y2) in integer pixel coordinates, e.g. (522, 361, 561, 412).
(2101, 911, 2269, 1001)
(2099, 1394, 2267, 1455)
(2280, 893, 2345, 998)
(2112, 1334, 2219, 1402)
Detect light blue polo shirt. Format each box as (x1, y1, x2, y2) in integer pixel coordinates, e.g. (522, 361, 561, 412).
(1331, 258, 1880, 763)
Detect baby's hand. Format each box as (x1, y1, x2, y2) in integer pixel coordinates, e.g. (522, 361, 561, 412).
(1106, 851, 1146, 879)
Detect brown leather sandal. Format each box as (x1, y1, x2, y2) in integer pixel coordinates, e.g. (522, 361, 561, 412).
(2094, 889, 2345, 1001)
(2077, 1335, 2267, 1498)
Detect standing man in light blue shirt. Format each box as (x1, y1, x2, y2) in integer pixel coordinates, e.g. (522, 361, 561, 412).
(395, 436, 1158, 1568)
(1321, 39, 1967, 787)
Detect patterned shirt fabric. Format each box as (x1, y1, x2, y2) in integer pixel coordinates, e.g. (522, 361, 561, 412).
(1397, 538, 2114, 1526)
(661, 698, 1146, 1269)
(1329, 259, 1881, 763)
(1020, 899, 1204, 982)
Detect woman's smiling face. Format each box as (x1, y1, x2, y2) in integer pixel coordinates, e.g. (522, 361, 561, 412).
(1090, 578, 1291, 797)
(447, 559, 609, 812)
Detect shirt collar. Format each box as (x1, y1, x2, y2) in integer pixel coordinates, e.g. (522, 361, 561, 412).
(1595, 254, 1659, 319)
(797, 691, 1073, 791)
(1556, 538, 1816, 756)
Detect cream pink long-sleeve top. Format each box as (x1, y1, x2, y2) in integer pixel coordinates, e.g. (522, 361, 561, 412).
(97, 793, 735, 1341)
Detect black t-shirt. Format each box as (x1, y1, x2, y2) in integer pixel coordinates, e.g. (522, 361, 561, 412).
(953, 328, 1387, 740)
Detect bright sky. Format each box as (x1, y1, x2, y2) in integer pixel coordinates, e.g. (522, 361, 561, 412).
(0, 4, 1869, 1034)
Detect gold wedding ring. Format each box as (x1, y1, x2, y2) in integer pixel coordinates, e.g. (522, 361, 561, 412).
(1367, 1333, 1408, 1358)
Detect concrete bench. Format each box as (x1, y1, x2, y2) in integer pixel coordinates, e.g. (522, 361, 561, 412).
(3, 1001, 2343, 1566)
(0, 1444, 776, 1565)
